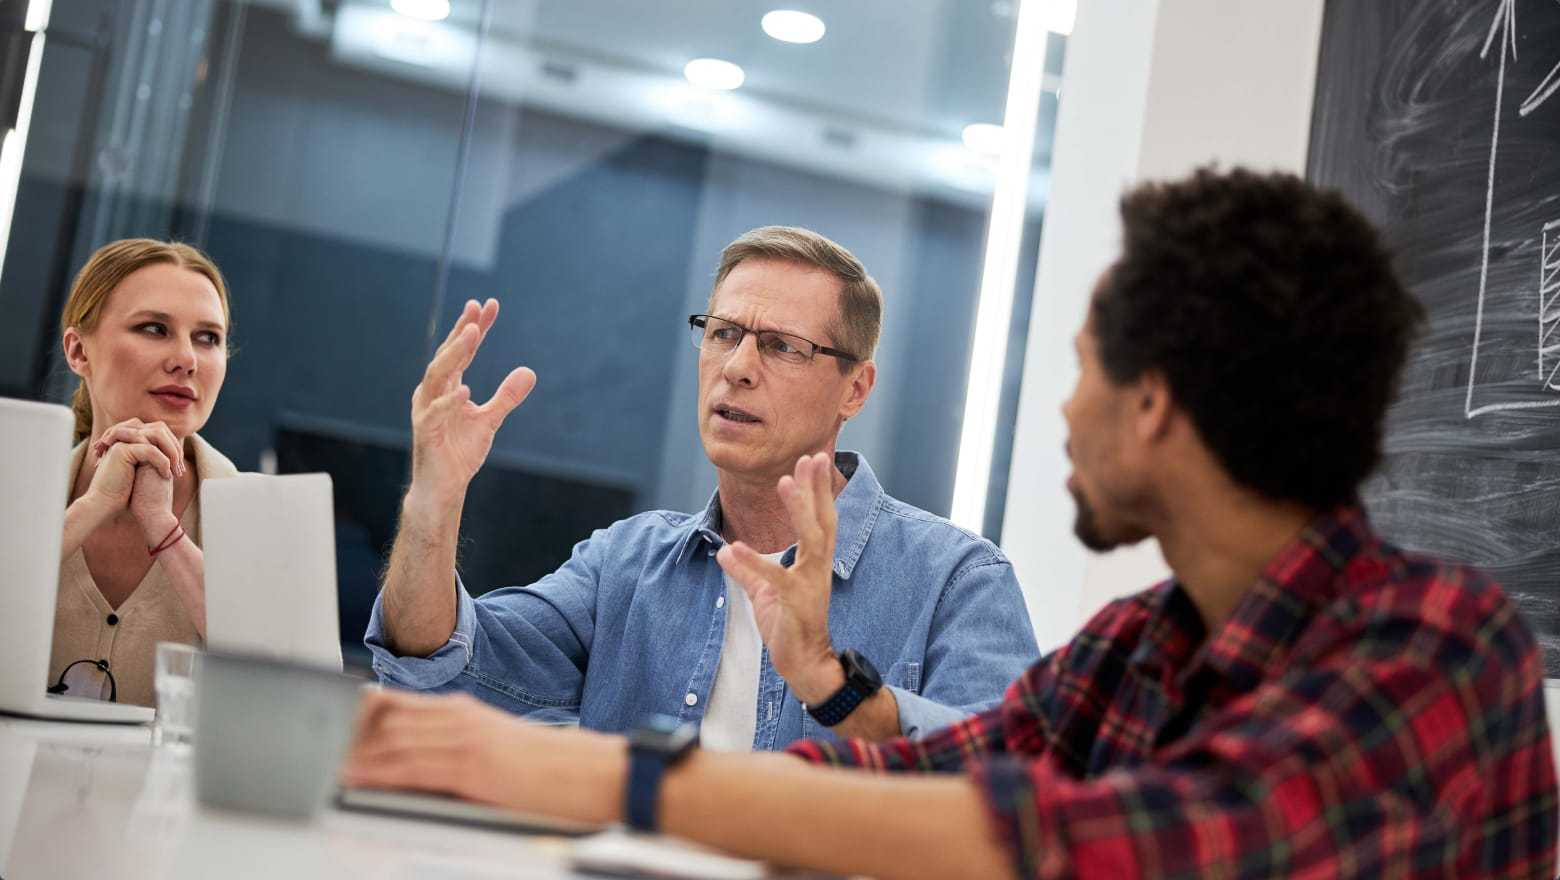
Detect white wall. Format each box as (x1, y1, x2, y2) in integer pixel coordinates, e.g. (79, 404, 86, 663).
(1002, 0, 1326, 650)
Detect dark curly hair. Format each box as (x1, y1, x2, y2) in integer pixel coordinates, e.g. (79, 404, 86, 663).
(1092, 166, 1424, 509)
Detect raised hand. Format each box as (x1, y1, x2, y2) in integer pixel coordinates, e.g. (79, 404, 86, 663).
(409, 299, 537, 507)
(716, 452, 841, 704)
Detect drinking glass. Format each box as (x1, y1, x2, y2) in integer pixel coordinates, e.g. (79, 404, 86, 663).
(152, 642, 200, 748)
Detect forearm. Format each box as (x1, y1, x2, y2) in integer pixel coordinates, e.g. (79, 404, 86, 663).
(61, 496, 111, 561)
(380, 488, 464, 657)
(509, 730, 1016, 880)
(662, 751, 1014, 880)
(154, 536, 207, 640)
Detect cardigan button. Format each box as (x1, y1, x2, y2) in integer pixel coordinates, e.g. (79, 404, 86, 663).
(106, 614, 119, 626)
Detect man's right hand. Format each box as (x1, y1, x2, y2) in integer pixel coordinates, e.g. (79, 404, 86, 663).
(408, 298, 536, 513)
(382, 299, 535, 656)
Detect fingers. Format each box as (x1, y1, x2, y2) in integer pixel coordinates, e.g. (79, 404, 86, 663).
(109, 442, 174, 480)
(475, 367, 536, 428)
(342, 691, 491, 795)
(778, 453, 836, 573)
(438, 299, 482, 350)
(420, 324, 481, 402)
(93, 420, 185, 477)
(715, 541, 787, 596)
(808, 451, 836, 534)
(475, 298, 500, 337)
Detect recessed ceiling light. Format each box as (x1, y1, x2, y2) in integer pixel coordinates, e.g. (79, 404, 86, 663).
(961, 123, 1006, 157)
(390, 0, 451, 22)
(762, 10, 826, 44)
(684, 58, 745, 91)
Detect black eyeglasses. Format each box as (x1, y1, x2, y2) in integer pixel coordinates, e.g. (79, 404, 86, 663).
(688, 314, 859, 366)
(47, 658, 119, 703)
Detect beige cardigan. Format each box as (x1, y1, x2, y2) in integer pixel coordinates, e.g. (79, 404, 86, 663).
(48, 435, 239, 707)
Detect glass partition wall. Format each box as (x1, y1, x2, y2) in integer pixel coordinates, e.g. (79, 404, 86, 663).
(0, 0, 1066, 660)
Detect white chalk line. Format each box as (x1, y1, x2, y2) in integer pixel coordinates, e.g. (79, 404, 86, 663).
(1519, 57, 1560, 116)
(1468, 398, 1560, 418)
(1467, 0, 1515, 418)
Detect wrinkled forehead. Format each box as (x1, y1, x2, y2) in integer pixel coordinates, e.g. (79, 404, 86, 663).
(709, 260, 842, 340)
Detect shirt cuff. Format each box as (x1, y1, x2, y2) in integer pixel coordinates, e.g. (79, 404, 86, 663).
(888, 685, 968, 740)
(364, 573, 478, 690)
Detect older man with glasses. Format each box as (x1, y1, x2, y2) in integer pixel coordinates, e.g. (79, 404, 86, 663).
(364, 226, 1038, 749)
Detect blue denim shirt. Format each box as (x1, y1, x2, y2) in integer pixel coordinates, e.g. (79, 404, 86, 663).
(365, 452, 1039, 749)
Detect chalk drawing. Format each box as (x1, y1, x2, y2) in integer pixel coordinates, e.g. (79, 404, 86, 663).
(1466, 0, 1560, 417)
(1543, 219, 1560, 388)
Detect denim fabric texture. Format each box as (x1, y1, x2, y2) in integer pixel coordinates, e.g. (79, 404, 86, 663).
(365, 452, 1040, 749)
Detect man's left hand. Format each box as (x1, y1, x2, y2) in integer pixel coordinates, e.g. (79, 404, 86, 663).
(716, 451, 844, 706)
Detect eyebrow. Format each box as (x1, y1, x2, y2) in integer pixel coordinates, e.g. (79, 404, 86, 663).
(712, 314, 824, 343)
(128, 310, 225, 333)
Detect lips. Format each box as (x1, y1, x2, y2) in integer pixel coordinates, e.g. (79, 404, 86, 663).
(713, 403, 762, 424)
(150, 385, 197, 407)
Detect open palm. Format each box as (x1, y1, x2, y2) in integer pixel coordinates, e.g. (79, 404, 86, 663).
(410, 299, 537, 501)
(716, 452, 840, 686)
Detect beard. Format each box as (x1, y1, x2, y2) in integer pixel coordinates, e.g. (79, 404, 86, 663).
(1070, 483, 1123, 552)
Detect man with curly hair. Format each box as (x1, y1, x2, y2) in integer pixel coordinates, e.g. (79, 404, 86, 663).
(344, 167, 1558, 879)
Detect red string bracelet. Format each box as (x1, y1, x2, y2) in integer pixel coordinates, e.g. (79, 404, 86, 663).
(148, 523, 185, 558)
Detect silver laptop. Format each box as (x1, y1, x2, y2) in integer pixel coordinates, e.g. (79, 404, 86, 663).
(202, 473, 344, 671)
(0, 397, 152, 723)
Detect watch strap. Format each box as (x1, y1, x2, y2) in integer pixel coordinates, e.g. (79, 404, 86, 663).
(625, 749, 667, 832)
(806, 680, 869, 727)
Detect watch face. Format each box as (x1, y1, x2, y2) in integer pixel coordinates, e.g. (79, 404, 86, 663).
(630, 715, 700, 755)
(840, 649, 882, 691)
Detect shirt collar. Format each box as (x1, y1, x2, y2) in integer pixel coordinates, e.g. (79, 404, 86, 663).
(1182, 504, 1371, 692)
(675, 451, 884, 580)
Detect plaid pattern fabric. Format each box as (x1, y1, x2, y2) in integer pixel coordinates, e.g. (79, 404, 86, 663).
(790, 507, 1558, 878)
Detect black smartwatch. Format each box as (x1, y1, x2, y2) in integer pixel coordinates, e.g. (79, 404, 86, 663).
(624, 715, 700, 833)
(804, 649, 883, 727)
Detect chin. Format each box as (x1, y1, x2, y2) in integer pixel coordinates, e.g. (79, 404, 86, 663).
(1069, 486, 1147, 553)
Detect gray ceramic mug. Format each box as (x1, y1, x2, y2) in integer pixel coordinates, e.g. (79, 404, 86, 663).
(194, 650, 367, 818)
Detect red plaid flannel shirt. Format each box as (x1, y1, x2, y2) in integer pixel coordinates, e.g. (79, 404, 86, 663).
(790, 507, 1558, 878)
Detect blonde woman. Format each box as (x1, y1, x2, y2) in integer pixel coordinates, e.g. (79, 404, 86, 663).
(49, 239, 239, 707)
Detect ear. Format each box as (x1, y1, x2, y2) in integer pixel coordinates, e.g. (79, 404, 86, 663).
(838, 360, 876, 421)
(1133, 368, 1174, 443)
(62, 326, 90, 380)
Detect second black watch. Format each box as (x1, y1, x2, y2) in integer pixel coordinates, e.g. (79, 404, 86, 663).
(804, 649, 882, 727)
(624, 715, 699, 833)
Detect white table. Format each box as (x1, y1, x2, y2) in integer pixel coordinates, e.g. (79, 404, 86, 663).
(0, 716, 582, 879)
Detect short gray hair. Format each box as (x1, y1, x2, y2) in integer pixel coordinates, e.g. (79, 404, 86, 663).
(710, 226, 883, 368)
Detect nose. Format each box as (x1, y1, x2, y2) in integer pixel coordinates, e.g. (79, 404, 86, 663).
(720, 332, 762, 388)
(168, 337, 197, 375)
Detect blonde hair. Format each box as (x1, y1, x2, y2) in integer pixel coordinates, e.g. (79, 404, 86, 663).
(711, 226, 883, 370)
(60, 239, 232, 442)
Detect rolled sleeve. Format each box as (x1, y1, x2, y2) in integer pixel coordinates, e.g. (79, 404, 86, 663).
(889, 685, 968, 739)
(364, 573, 480, 690)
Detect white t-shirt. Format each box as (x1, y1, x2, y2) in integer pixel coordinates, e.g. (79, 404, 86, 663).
(700, 550, 784, 751)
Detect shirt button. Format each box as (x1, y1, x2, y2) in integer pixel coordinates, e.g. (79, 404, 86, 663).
(106, 614, 119, 626)
(684, 692, 698, 707)
(716, 595, 725, 609)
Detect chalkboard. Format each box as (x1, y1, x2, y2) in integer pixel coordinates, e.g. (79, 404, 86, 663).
(1307, 0, 1560, 673)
